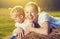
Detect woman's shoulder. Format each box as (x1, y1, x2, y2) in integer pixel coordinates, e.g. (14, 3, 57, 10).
(38, 11, 48, 16)
(38, 11, 50, 23)
(38, 11, 49, 19)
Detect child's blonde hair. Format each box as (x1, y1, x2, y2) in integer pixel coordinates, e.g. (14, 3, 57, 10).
(25, 2, 40, 13)
(10, 6, 25, 19)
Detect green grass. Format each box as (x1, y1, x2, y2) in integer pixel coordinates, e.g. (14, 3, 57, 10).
(0, 8, 15, 39)
(0, 8, 60, 39)
(48, 11, 60, 17)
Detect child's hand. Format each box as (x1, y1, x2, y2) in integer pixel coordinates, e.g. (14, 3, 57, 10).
(12, 28, 24, 39)
(17, 28, 24, 37)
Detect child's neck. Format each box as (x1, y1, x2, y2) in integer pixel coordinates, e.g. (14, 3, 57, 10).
(17, 20, 25, 23)
(20, 20, 24, 23)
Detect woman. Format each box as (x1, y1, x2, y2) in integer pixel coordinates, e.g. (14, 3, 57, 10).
(24, 2, 60, 35)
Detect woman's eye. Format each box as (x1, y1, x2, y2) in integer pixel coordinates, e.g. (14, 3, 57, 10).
(26, 12, 28, 13)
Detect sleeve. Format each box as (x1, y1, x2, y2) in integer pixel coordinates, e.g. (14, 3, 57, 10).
(15, 22, 26, 31)
(38, 11, 50, 24)
(15, 22, 22, 28)
(25, 20, 34, 27)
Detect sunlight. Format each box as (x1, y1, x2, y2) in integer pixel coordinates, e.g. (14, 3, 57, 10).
(0, 0, 38, 7)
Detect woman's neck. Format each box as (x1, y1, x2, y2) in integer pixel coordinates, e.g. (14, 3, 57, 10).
(33, 15, 38, 23)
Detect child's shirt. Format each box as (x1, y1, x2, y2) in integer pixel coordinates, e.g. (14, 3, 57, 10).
(38, 11, 60, 29)
(15, 19, 33, 31)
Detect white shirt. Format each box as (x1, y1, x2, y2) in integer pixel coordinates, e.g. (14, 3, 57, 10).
(38, 11, 60, 29)
(15, 19, 33, 31)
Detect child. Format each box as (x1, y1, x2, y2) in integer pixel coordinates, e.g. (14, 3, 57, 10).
(24, 2, 60, 35)
(10, 6, 32, 39)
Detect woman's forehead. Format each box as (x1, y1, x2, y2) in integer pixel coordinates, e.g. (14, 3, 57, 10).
(25, 5, 38, 12)
(25, 7, 37, 12)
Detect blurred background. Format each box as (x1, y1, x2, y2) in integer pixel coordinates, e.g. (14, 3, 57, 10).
(0, 0, 60, 11)
(0, 0, 60, 39)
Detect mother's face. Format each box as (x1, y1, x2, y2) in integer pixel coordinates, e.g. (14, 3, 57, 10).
(25, 5, 38, 21)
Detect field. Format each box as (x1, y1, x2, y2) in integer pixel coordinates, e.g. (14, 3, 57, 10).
(0, 8, 15, 39)
(0, 8, 60, 39)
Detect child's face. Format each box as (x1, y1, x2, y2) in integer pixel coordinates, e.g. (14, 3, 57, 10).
(25, 5, 38, 21)
(12, 12, 25, 23)
(15, 15, 25, 23)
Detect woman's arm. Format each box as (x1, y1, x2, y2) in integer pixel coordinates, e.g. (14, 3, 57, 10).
(26, 21, 50, 35)
(36, 21, 50, 35)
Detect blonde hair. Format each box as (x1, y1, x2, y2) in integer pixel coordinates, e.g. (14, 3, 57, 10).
(25, 2, 40, 13)
(10, 6, 25, 19)
(25, 2, 37, 6)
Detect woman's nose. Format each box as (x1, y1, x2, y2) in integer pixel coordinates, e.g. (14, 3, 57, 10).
(30, 13, 32, 16)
